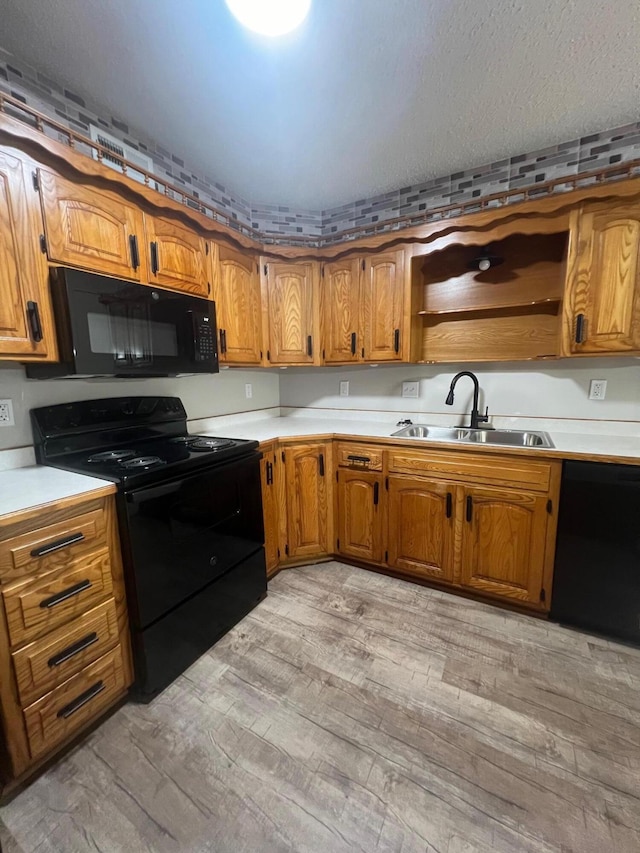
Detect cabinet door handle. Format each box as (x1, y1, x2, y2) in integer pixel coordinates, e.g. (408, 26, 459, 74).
(129, 234, 140, 270)
(219, 329, 227, 354)
(374, 481, 379, 505)
(351, 332, 357, 355)
(575, 313, 586, 344)
(466, 495, 473, 522)
(56, 680, 105, 719)
(446, 492, 452, 518)
(150, 241, 159, 275)
(31, 532, 85, 558)
(318, 453, 325, 476)
(394, 328, 400, 353)
(39, 579, 92, 610)
(26, 301, 43, 343)
(347, 455, 370, 465)
(48, 632, 99, 668)
(307, 335, 313, 357)
(266, 461, 273, 485)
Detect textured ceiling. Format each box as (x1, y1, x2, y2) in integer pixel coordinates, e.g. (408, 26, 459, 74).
(1, 0, 639, 208)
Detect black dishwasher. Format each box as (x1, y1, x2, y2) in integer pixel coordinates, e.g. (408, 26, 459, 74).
(551, 460, 640, 645)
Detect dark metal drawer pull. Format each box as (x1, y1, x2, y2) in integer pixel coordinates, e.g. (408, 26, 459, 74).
(150, 240, 159, 275)
(466, 495, 473, 522)
(350, 331, 357, 355)
(575, 313, 586, 344)
(346, 455, 370, 464)
(39, 579, 92, 610)
(446, 492, 452, 518)
(48, 632, 99, 668)
(394, 328, 400, 353)
(56, 680, 105, 719)
(373, 481, 379, 505)
(129, 234, 140, 270)
(266, 461, 273, 485)
(30, 532, 85, 558)
(307, 335, 313, 357)
(319, 453, 325, 476)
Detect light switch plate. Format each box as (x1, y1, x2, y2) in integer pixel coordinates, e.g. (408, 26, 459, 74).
(245, 383, 252, 399)
(402, 381, 419, 399)
(339, 381, 349, 397)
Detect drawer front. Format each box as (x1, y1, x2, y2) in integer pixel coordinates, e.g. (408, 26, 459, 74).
(12, 599, 120, 706)
(336, 442, 383, 471)
(0, 508, 107, 583)
(23, 645, 126, 759)
(3, 550, 113, 647)
(387, 448, 552, 491)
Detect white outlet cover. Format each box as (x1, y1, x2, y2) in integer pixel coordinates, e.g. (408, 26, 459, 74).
(589, 379, 607, 400)
(0, 399, 14, 426)
(402, 381, 419, 399)
(245, 383, 252, 399)
(339, 380, 349, 397)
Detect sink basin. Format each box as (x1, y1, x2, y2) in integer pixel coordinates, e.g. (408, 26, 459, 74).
(392, 424, 553, 448)
(392, 425, 471, 441)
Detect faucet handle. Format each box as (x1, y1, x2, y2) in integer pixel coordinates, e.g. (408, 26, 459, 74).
(478, 406, 490, 424)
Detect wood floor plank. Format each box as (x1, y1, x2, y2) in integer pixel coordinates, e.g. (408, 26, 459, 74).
(1, 561, 639, 852)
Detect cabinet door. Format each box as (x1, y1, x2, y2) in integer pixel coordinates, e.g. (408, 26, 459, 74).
(460, 486, 549, 606)
(322, 259, 361, 363)
(387, 476, 455, 582)
(144, 215, 209, 297)
(362, 251, 405, 361)
(213, 245, 262, 364)
(565, 202, 640, 353)
(284, 443, 329, 559)
(38, 169, 145, 281)
(264, 261, 319, 365)
(336, 469, 383, 563)
(260, 447, 280, 577)
(0, 154, 54, 359)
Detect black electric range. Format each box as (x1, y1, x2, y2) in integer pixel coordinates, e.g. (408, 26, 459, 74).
(31, 396, 267, 701)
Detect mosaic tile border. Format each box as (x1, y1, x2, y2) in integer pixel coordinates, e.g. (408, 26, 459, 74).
(1, 48, 639, 244)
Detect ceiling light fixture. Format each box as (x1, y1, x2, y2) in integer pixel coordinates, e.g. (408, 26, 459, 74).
(467, 246, 504, 272)
(225, 0, 311, 36)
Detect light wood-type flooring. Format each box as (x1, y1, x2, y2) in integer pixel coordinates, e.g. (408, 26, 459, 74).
(1, 561, 640, 853)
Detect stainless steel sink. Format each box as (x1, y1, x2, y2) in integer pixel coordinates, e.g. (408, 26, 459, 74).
(392, 425, 471, 441)
(392, 424, 553, 448)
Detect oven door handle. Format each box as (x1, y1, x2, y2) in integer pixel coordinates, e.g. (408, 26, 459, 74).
(126, 481, 184, 503)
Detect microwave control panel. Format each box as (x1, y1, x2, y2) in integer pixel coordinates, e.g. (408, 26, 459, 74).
(194, 314, 216, 362)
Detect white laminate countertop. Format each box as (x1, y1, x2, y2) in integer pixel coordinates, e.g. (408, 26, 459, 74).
(0, 467, 115, 518)
(201, 416, 640, 462)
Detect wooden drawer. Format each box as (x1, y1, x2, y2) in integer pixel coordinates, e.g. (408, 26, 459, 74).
(0, 507, 108, 583)
(336, 442, 383, 471)
(3, 549, 113, 647)
(12, 599, 120, 706)
(23, 645, 126, 759)
(387, 448, 553, 492)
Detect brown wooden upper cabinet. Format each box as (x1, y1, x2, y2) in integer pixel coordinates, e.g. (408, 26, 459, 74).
(322, 250, 407, 364)
(212, 244, 263, 365)
(261, 260, 321, 365)
(37, 169, 146, 282)
(0, 154, 55, 360)
(143, 214, 209, 297)
(564, 201, 640, 354)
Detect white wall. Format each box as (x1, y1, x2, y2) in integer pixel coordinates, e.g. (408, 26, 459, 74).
(0, 365, 279, 450)
(279, 359, 640, 430)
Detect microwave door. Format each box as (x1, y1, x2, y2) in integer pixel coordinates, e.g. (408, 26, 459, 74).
(126, 302, 153, 367)
(105, 300, 134, 367)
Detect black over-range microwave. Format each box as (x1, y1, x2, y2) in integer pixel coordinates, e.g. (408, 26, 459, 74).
(26, 268, 218, 379)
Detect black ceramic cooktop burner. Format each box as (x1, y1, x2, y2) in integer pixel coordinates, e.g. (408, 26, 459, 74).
(87, 449, 135, 463)
(120, 455, 166, 470)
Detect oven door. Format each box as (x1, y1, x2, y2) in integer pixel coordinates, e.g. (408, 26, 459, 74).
(55, 268, 218, 376)
(122, 453, 265, 630)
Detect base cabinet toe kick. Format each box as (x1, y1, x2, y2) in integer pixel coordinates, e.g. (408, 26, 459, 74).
(262, 438, 562, 613)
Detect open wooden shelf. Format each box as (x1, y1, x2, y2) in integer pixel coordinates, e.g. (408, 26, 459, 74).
(411, 230, 568, 362)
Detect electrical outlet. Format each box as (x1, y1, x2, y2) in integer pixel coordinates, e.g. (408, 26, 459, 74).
(339, 380, 349, 397)
(402, 381, 419, 399)
(245, 383, 252, 399)
(589, 379, 607, 400)
(0, 399, 14, 426)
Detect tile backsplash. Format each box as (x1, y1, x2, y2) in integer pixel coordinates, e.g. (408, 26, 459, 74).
(1, 46, 639, 244)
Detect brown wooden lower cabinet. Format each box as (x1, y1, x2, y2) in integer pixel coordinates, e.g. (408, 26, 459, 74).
(336, 469, 384, 564)
(0, 491, 133, 795)
(386, 475, 455, 582)
(261, 437, 560, 611)
(459, 485, 550, 606)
